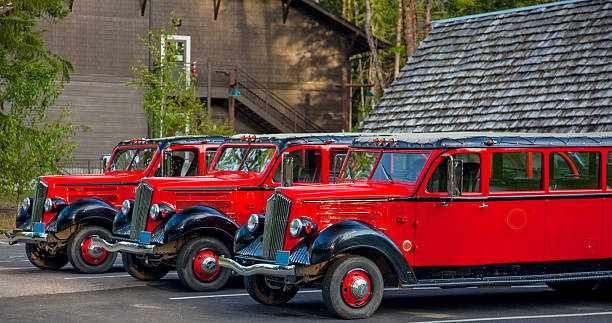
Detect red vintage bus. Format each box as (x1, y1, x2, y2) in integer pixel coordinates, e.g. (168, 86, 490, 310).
(221, 132, 612, 319)
(0, 136, 224, 274)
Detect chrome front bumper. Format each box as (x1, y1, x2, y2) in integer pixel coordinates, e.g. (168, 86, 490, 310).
(89, 236, 156, 255)
(0, 230, 48, 245)
(218, 256, 295, 277)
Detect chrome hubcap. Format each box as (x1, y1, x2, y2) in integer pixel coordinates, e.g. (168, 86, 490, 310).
(350, 277, 369, 300)
(87, 244, 105, 259)
(200, 256, 218, 275)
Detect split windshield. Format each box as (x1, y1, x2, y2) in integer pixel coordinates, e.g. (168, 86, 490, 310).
(340, 150, 429, 182)
(108, 147, 157, 171)
(213, 146, 276, 173)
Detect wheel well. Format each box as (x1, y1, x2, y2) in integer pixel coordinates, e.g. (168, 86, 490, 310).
(186, 228, 234, 255)
(341, 248, 399, 286)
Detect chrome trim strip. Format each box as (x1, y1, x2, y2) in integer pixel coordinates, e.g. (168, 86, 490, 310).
(218, 256, 295, 277)
(89, 236, 156, 255)
(0, 230, 48, 245)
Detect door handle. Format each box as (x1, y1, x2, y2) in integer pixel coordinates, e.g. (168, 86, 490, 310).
(478, 203, 488, 209)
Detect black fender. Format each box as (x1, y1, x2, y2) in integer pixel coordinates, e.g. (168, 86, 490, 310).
(161, 206, 239, 245)
(51, 198, 118, 232)
(16, 207, 31, 230)
(112, 207, 131, 237)
(310, 220, 416, 284)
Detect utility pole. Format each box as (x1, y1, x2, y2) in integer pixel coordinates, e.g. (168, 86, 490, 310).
(335, 69, 373, 132)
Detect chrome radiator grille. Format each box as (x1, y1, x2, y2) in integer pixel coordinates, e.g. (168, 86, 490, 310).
(130, 182, 153, 240)
(31, 181, 48, 224)
(261, 193, 291, 260)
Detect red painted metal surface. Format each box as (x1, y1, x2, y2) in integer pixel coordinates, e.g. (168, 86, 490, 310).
(341, 270, 372, 307)
(193, 250, 220, 281)
(80, 237, 107, 265)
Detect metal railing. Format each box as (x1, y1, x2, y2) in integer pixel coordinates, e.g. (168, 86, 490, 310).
(58, 160, 105, 175)
(188, 61, 323, 133)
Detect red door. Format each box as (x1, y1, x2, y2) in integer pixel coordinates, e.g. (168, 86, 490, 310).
(415, 150, 486, 267)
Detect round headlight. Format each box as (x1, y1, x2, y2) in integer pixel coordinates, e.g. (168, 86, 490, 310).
(121, 200, 132, 215)
(289, 218, 303, 237)
(247, 214, 259, 232)
(149, 204, 161, 221)
(22, 197, 32, 211)
(44, 198, 54, 213)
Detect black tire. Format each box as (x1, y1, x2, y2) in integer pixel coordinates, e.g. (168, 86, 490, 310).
(322, 255, 384, 319)
(25, 243, 68, 270)
(67, 225, 117, 274)
(176, 237, 231, 291)
(547, 280, 598, 294)
(244, 274, 298, 305)
(122, 253, 171, 281)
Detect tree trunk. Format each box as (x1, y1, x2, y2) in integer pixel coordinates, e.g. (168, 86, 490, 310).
(342, 0, 347, 19)
(424, 0, 431, 38)
(359, 57, 365, 118)
(364, 0, 385, 96)
(352, 0, 359, 24)
(394, 0, 403, 78)
(403, 0, 418, 58)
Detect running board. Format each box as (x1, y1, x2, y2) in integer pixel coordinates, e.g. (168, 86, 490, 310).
(400, 271, 612, 289)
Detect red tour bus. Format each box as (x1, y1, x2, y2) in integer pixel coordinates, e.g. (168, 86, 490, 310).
(220, 132, 612, 319)
(0, 136, 224, 274)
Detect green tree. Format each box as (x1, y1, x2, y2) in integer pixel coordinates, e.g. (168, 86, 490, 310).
(0, 0, 80, 205)
(127, 12, 232, 138)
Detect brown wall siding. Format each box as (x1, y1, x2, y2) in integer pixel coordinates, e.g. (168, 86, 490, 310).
(40, 0, 350, 159)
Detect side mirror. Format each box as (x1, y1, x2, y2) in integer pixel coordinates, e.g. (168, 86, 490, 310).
(331, 153, 347, 183)
(446, 155, 463, 202)
(101, 154, 111, 171)
(281, 153, 294, 187)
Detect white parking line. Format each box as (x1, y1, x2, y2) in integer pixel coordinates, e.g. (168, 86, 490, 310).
(0, 267, 35, 270)
(407, 311, 612, 323)
(510, 285, 547, 288)
(169, 290, 320, 300)
(64, 274, 132, 280)
(169, 287, 403, 301)
(0, 241, 8, 245)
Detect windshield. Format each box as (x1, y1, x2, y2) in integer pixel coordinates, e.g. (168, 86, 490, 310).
(340, 151, 380, 180)
(108, 147, 157, 171)
(340, 151, 429, 182)
(213, 146, 276, 173)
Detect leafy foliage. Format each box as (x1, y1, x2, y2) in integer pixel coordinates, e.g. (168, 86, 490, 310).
(0, 0, 80, 205)
(127, 12, 233, 138)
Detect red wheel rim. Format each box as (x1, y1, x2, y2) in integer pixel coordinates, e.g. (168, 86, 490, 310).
(193, 250, 220, 281)
(341, 269, 372, 307)
(81, 237, 107, 265)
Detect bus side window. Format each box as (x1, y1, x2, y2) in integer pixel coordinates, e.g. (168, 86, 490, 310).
(549, 151, 600, 190)
(490, 152, 543, 192)
(427, 153, 481, 193)
(607, 152, 612, 189)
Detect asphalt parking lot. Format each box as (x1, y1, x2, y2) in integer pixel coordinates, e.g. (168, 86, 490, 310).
(2, 240, 612, 322)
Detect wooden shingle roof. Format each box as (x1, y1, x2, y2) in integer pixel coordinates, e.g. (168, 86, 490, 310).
(360, 0, 612, 133)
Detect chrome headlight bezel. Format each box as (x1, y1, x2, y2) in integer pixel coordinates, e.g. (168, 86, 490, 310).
(121, 199, 134, 216)
(44, 198, 67, 213)
(289, 218, 318, 238)
(22, 197, 33, 212)
(149, 203, 175, 221)
(246, 213, 265, 233)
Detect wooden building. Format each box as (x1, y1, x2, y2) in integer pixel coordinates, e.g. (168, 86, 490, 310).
(42, 0, 374, 160)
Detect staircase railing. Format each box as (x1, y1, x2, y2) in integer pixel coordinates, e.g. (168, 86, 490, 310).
(211, 64, 324, 133)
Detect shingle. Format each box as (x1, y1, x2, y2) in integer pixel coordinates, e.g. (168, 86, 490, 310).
(362, 0, 612, 133)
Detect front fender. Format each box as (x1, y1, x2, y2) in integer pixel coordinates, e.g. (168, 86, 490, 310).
(310, 220, 416, 284)
(51, 198, 118, 232)
(160, 206, 239, 244)
(16, 207, 31, 230)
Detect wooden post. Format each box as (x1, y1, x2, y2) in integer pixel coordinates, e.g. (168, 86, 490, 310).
(341, 69, 348, 132)
(207, 61, 212, 116)
(228, 70, 235, 130)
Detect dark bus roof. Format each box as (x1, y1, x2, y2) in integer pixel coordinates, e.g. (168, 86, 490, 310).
(352, 132, 612, 149)
(116, 136, 227, 149)
(224, 133, 358, 152)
